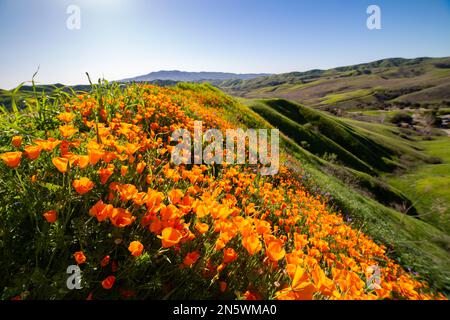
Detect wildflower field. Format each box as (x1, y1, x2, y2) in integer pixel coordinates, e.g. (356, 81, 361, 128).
(0, 82, 445, 300)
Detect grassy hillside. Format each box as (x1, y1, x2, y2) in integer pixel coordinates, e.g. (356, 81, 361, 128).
(242, 98, 435, 173)
(219, 57, 450, 110)
(234, 97, 450, 291)
(0, 82, 449, 299)
(387, 137, 450, 233)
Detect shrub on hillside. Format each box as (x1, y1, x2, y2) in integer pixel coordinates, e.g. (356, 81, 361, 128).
(391, 112, 413, 125)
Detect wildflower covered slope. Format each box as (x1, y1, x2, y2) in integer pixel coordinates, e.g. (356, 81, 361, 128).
(0, 83, 444, 299)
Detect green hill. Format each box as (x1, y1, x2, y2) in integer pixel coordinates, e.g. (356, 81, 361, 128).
(219, 57, 450, 110)
(243, 98, 434, 173)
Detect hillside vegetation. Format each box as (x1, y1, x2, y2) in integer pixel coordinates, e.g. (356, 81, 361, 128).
(387, 137, 450, 233)
(219, 57, 450, 110)
(0, 82, 448, 300)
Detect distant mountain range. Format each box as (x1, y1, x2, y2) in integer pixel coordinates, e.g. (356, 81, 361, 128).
(119, 70, 271, 82)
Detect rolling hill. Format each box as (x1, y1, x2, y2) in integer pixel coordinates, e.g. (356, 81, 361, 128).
(218, 57, 450, 110)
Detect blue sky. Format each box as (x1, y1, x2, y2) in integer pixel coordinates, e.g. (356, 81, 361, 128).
(0, 0, 450, 88)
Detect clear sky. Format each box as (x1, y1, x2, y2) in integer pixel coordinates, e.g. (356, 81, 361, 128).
(1, 0, 450, 89)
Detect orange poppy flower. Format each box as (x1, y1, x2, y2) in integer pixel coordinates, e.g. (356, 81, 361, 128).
(183, 251, 200, 266)
(149, 218, 162, 234)
(0, 151, 22, 168)
(159, 227, 183, 248)
(128, 241, 144, 257)
(98, 164, 115, 185)
(311, 264, 335, 296)
(89, 200, 113, 222)
(195, 204, 209, 218)
(132, 192, 147, 206)
(145, 190, 165, 210)
(59, 125, 78, 138)
(72, 177, 95, 195)
(109, 208, 136, 227)
(266, 238, 286, 262)
(100, 255, 110, 267)
(168, 189, 183, 205)
(34, 138, 61, 151)
(24, 145, 42, 160)
(59, 140, 70, 155)
(43, 210, 58, 223)
(77, 155, 89, 169)
(101, 276, 116, 290)
(293, 233, 308, 249)
(242, 233, 262, 255)
(276, 265, 317, 300)
(195, 222, 209, 234)
(57, 112, 76, 123)
(136, 161, 146, 174)
(117, 184, 138, 202)
(215, 237, 226, 251)
(11, 136, 23, 147)
(116, 153, 128, 161)
(52, 157, 69, 173)
(74, 251, 86, 265)
(160, 204, 181, 223)
(87, 142, 104, 165)
(124, 143, 140, 155)
(121, 165, 128, 176)
(102, 151, 117, 163)
(88, 149, 104, 165)
(223, 248, 238, 264)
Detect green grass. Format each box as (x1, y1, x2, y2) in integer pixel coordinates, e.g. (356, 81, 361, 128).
(243, 98, 436, 173)
(352, 109, 410, 120)
(321, 89, 373, 105)
(438, 108, 450, 115)
(387, 137, 450, 233)
(340, 118, 433, 164)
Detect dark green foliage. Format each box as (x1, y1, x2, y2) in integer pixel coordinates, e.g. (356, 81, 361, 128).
(246, 99, 401, 173)
(391, 112, 413, 125)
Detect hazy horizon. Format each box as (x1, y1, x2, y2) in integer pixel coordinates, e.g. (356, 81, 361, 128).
(4, 55, 450, 89)
(1, 0, 450, 89)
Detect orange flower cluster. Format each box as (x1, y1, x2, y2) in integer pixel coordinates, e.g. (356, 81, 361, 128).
(1, 84, 445, 300)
